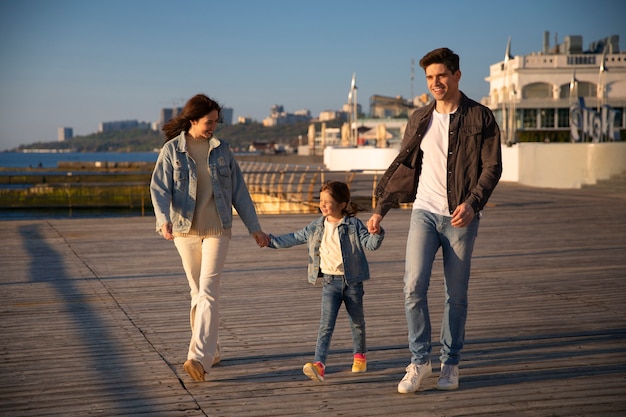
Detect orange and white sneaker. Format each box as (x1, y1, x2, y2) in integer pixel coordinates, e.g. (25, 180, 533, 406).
(303, 361, 325, 382)
(352, 353, 367, 373)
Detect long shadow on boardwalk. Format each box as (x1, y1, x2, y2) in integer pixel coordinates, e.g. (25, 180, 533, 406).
(18, 224, 164, 416)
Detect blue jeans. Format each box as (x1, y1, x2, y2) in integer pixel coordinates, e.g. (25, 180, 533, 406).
(404, 209, 479, 366)
(315, 274, 366, 364)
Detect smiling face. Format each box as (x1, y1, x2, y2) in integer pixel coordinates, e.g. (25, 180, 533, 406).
(319, 190, 347, 222)
(424, 63, 461, 103)
(188, 110, 219, 140)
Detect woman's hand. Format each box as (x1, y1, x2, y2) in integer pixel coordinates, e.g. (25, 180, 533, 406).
(253, 231, 270, 247)
(161, 222, 174, 240)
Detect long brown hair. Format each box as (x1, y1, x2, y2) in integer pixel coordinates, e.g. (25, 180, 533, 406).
(319, 181, 367, 217)
(162, 94, 222, 141)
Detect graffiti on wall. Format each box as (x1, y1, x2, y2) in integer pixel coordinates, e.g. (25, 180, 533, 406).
(570, 97, 619, 142)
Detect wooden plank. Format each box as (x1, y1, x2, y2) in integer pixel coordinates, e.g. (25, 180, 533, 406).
(0, 182, 625, 416)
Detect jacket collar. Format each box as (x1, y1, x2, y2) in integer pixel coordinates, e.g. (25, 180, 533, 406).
(175, 131, 221, 153)
(456, 92, 471, 117)
(424, 91, 469, 118)
(316, 215, 351, 226)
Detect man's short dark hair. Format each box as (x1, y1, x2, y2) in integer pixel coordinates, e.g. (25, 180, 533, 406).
(419, 48, 460, 73)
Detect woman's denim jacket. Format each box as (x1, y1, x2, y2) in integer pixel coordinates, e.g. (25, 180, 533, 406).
(150, 132, 261, 236)
(268, 216, 384, 285)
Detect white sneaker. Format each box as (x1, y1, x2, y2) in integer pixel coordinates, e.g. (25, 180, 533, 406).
(397, 361, 432, 394)
(437, 363, 459, 390)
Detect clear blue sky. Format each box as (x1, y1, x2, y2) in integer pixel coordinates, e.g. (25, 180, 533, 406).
(1, 0, 624, 150)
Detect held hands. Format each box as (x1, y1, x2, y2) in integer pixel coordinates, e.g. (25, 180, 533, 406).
(253, 231, 270, 248)
(367, 214, 383, 234)
(451, 203, 475, 228)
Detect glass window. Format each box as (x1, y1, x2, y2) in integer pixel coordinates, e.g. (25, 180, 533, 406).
(493, 109, 503, 127)
(523, 109, 538, 128)
(523, 83, 552, 99)
(559, 81, 596, 98)
(557, 108, 570, 128)
(540, 109, 555, 128)
(578, 82, 596, 97)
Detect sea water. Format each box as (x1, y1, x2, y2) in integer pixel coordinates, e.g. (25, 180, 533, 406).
(0, 151, 159, 169)
(0, 151, 160, 219)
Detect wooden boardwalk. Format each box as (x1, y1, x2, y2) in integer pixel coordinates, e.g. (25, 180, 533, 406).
(1, 182, 625, 416)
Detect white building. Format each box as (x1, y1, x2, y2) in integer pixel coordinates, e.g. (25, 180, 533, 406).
(483, 32, 625, 144)
(262, 105, 311, 127)
(57, 127, 73, 141)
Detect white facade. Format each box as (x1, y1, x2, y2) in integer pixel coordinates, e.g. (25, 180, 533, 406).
(483, 33, 626, 143)
(57, 127, 73, 141)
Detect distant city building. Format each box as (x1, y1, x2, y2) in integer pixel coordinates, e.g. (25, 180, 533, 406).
(262, 104, 311, 127)
(57, 127, 73, 141)
(221, 107, 233, 125)
(369, 94, 431, 118)
(98, 120, 150, 133)
(158, 107, 183, 130)
(341, 102, 363, 116)
(248, 141, 277, 153)
(484, 32, 625, 143)
(238, 116, 255, 124)
(319, 110, 348, 122)
(155, 106, 233, 128)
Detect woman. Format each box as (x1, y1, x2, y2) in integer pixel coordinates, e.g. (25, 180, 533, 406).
(150, 94, 269, 382)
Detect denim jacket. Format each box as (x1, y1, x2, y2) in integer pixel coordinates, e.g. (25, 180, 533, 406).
(150, 132, 262, 235)
(268, 216, 384, 285)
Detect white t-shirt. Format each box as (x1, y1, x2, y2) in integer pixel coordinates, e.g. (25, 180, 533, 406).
(320, 218, 344, 275)
(412, 110, 452, 216)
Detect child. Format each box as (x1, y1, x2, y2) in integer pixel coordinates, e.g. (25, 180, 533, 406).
(267, 181, 384, 382)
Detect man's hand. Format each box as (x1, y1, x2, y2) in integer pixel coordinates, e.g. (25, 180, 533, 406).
(367, 214, 383, 234)
(451, 203, 475, 228)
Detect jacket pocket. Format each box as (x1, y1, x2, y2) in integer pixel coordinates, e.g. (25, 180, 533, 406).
(461, 126, 482, 141)
(173, 168, 189, 190)
(217, 165, 231, 177)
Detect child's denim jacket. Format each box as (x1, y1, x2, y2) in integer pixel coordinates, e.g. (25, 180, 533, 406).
(268, 215, 384, 285)
(150, 132, 261, 236)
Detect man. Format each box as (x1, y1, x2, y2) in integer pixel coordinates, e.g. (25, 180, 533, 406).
(367, 47, 502, 394)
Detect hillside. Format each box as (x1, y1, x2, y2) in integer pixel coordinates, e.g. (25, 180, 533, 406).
(15, 120, 343, 152)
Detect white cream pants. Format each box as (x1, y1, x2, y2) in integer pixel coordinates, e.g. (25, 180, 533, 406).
(174, 235, 230, 372)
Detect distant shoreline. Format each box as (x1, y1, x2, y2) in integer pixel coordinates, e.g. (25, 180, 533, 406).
(235, 153, 323, 166)
(0, 151, 324, 170)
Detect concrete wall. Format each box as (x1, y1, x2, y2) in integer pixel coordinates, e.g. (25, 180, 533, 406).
(325, 142, 626, 189)
(502, 142, 626, 188)
(324, 146, 399, 171)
